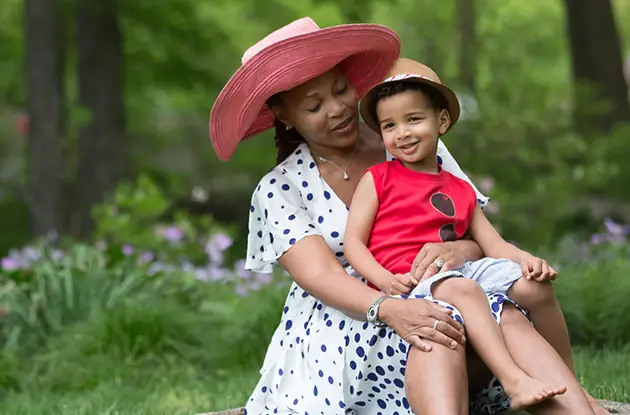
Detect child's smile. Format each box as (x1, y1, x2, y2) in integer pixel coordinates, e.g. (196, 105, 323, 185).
(376, 89, 449, 172)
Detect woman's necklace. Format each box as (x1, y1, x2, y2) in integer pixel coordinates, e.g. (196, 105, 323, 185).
(316, 144, 359, 181)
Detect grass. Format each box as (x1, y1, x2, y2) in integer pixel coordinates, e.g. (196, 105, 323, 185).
(0, 346, 626, 414)
(573, 346, 630, 403)
(0, 366, 259, 415)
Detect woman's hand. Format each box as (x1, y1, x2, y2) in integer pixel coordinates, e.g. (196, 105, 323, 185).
(379, 298, 466, 352)
(410, 240, 483, 282)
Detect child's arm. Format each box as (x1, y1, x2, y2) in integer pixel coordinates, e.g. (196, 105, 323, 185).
(468, 204, 557, 280)
(345, 172, 416, 293)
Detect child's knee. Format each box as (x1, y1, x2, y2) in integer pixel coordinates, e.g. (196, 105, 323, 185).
(508, 278, 556, 309)
(434, 277, 483, 300)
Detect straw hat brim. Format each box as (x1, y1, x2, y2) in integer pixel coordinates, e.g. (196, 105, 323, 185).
(209, 24, 401, 161)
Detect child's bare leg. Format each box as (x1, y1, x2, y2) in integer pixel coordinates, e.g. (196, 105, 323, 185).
(432, 277, 566, 411)
(509, 279, 609, 414)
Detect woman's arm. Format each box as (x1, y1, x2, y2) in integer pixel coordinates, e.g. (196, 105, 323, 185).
(278, 234, 466, 351)
(279, 235, 383, 321)
(345, 172, 400, 291)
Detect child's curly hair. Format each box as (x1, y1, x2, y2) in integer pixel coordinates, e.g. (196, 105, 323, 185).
(368, 81, 449, 128)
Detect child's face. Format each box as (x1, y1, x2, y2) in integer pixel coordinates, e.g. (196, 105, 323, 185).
(376, 88, 450, 168)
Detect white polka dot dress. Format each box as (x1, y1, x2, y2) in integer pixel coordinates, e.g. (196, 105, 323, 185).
(244, 141, 515, 415)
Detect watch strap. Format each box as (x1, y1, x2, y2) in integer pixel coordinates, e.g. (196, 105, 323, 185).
(367, 295, 391, 327)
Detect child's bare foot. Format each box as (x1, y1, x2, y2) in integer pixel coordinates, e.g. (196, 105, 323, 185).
(504, 375, 567, 411)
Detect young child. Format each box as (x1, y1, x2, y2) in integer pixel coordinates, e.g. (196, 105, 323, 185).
(345, 58, 570, 411)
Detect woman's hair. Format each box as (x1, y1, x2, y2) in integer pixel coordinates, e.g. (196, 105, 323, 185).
(368, 81, 449, 127)
(266, 93, 306, 164)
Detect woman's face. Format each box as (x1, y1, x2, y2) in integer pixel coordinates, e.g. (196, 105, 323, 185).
(273, 68, 360, 153)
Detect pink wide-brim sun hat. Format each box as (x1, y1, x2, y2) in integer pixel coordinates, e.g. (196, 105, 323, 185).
(209, 17, 401, 161)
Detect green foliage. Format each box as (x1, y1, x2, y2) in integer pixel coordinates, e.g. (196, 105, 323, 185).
(0, 243, 157, 352)
(91, 174, 237, 266)
(556, 255, 630, 346)
(3, 0, 630, 250)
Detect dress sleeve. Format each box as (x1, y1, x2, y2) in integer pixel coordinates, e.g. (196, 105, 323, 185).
(437, 139, 490, 208)
(245, 170, 321, 273)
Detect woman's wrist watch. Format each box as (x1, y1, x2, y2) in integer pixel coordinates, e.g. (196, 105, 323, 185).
(367, 295, 392, 327)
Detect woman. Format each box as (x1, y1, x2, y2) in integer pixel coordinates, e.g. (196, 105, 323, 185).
(209, 17, 599, 415)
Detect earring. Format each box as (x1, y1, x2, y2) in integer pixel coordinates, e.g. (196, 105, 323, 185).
(285, 124, 293, 131)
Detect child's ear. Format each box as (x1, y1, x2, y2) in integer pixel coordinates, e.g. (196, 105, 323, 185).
(438, 109, 451, 135)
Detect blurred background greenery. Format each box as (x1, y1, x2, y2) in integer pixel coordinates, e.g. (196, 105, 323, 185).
(0, 0, 629, 413)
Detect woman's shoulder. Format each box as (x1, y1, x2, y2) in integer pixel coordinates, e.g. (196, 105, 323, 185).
(255, 147, 308, 187)
(250, 146, 314, 208)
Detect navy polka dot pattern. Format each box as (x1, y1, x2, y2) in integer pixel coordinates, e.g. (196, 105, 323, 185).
(243, 143, 511, 414)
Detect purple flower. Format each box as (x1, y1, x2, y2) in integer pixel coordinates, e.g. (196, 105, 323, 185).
(234, 259, 252, 279)
(207, 266, 227, 281)
(205, 233, 233, 264)
(122, 245, 135, 256)
(590, 233, 605, 245)
(210, 233, 233, 251)
(1, 257, 20, 271)
(590, 232, 625, 246)
(156, 226, 185, 243)
(140, 252, 155, 263)
(235, 285, 248, 297)
(604, 218, 629, 237)
(194, 265, 227, 282)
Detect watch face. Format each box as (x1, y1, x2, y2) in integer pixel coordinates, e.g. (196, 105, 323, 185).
(367, 306, 377, 321)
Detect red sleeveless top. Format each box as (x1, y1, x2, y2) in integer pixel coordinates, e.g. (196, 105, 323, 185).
(366, 160, 477, 279)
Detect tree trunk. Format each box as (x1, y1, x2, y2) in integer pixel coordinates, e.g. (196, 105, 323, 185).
(458, 0, 477, 94)
(563, 0, 630, 135)
(72, 0, 125, 237)
(24, 0, 67, 236)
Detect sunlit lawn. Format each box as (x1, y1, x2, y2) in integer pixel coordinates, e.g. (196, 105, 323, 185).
(0, 346, 626, 415)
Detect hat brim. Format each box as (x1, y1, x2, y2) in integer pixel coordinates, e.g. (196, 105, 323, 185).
(359, 74, 461, 135)
(209, 24, 401, 161)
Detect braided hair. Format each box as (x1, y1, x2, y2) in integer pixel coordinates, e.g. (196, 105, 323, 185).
(266, 93, 305, 164)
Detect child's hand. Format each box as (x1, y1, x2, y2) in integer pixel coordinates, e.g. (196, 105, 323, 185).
(519, 254, 558, 282)
(382, 273, 417, 296)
